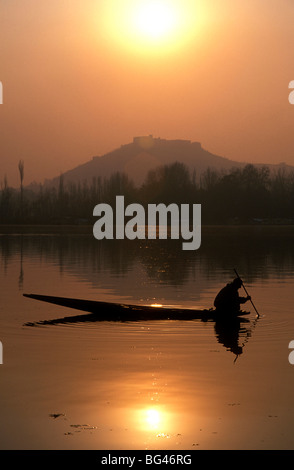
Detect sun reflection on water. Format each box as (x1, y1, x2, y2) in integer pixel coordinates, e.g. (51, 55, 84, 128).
(145, 408, 160, 429)
(137, 406, 171, 436)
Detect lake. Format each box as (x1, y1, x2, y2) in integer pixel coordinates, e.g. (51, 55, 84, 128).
(1, 225, 294, 450)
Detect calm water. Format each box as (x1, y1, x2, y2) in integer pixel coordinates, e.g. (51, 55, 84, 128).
(1, 226, 294, 450)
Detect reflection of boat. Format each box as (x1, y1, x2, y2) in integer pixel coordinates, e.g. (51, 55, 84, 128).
(23, 293, 249, 325)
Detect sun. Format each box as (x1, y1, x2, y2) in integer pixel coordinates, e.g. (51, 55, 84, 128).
(132, 1, 178, 41)
(100, 0, 201, 56)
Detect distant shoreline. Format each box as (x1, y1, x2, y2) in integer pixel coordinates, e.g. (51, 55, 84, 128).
(1, 223, 294, 235)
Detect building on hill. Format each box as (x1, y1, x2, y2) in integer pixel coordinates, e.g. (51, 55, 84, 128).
(132, 135, 200, 150)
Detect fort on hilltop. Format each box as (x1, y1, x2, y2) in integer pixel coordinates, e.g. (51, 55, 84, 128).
(132, 135, 199, 149)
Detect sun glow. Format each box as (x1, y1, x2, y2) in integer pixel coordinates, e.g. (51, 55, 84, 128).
(100, 0, 202, 56)
(145, 408, 161, 429)
(132, 1, 178, 40)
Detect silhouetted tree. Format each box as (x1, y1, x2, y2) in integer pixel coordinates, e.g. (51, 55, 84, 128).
(1, 162, 294, 225)
(18, 160, 24, 218)
(141, 162, 193, 205)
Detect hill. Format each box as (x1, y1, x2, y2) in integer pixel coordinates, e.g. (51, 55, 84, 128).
(43, 135, 294, 188)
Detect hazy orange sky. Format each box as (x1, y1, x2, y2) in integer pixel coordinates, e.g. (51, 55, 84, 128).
(1, 0, 294, 187)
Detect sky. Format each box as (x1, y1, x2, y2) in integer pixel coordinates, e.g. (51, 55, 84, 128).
(1, 0, 294, 187)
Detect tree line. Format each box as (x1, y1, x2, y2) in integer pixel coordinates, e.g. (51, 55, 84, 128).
(1, 161, 294, 224)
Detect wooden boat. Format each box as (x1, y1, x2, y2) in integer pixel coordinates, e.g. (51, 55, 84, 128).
(23, 293, 250, 325)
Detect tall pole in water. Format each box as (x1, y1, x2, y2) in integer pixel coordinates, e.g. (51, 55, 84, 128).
(234, 269, 259, 317)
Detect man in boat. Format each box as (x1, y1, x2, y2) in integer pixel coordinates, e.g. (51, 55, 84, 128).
(214, 277, 251, 315)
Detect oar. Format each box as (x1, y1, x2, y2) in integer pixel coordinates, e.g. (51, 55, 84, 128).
(234, 269, 260, 318)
